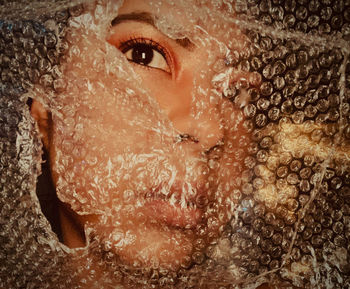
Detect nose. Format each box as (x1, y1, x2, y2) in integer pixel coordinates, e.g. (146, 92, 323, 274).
(169, 105, 224, 152)
(152, 68, 224, 153)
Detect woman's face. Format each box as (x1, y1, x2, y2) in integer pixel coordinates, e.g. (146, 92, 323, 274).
(32, 0, 250, 271)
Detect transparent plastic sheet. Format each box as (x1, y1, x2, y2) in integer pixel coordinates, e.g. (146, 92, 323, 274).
(0, 1, 349, 288)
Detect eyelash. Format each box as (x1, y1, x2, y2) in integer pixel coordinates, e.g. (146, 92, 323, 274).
(118, 37, 171, 71)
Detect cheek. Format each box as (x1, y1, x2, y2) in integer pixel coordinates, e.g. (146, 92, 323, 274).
(134, 68, 194, 121)
(49, 108, 172, 213)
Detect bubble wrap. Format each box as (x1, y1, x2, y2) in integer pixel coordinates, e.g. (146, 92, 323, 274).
(0, 0, 349, 288)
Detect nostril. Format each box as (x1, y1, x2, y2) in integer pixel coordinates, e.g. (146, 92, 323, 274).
(204, 139, 225, 156)
(170, 109, 224, 152)
(174, 134, 199, 144)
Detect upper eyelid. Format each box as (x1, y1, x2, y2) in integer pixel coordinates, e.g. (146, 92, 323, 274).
(119, 38, 170, 64)
(119, 38, 166, 55)
(119, 38, 172, 73)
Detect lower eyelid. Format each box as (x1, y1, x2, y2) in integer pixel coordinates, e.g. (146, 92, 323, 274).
(129, 60, 171, 76)
(130, 58, 171, 74)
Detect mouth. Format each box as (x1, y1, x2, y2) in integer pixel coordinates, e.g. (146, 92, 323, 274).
(142, 182, 206, 229)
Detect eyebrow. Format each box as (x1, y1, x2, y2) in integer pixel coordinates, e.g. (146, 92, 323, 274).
(111, 12, 195, 50)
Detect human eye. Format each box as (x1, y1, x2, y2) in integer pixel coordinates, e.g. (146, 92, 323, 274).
(119, 38, 171, 73)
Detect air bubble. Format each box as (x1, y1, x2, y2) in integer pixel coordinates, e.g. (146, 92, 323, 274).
(38, 58, 52, 73)
(27, 68, 40, 83)
(334, 236, 346, 247)
(44, 32, 57, 48)
(39, 74, 53, 87)
(262, 225, 274, 239)
(308, 0, 320, 12)
(296, 6, 308, 21)
(251, 56, 263, 71)
(47, 49, 59, 64)
(292, 110, 305, 124)
(259, 253, 271, 265)
(244, 104, 256, 118)
(252, 218, 264, 232)
(242, 183, 254, 195)
(253, 177, 265, 189)
(22, 21, 35, 37)
(260, 82, 273, 96)
(307, 15, 320, 28)
(257, 98, 270, 111)
(262, 51, 274, 64)
(248, 88, 260, 102)
(53, 78, 67, 92)
(261, 238, 273, 253)
(25, 53, 38, 67)
(255, 114, 267, 127)
(285, 0, 297, 12)
(305, 104, 317, 118)
(332, 221, 344, 234)
(331, 15, 343, 30)
(277, 166, 288, 178)
(263, 64, 274, 79)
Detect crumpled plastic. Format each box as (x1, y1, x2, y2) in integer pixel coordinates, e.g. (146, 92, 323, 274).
(0, 0, 349, 288)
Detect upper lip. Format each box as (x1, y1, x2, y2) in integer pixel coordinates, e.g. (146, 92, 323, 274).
(143, 181, 208, 209)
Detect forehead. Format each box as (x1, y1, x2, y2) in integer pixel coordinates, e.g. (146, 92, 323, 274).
(116, 0, 200, 30)
(118, 0, 153, 13)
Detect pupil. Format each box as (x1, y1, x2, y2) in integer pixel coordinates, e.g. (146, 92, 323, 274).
(132, 44, 154, 65)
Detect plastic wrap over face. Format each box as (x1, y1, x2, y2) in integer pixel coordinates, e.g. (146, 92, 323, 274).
(0, 0, 349, 288)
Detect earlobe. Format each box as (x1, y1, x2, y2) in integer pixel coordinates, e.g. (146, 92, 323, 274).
(30, 99, 51, 150)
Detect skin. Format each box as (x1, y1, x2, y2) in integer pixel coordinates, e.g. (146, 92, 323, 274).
(31, 0, 260, 282)
(32, 0, 225, 268)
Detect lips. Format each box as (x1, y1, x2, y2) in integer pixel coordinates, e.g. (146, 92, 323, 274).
(142, 182, 206, 229)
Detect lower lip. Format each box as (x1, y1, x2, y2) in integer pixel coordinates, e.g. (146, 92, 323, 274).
(143, 199, 202, 229)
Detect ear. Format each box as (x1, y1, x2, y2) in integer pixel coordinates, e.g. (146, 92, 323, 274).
(30, 99, 51, 150)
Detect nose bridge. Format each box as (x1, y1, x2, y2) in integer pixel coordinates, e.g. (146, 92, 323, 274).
(161, 65, 224, 153)
(192, 104, 224, 151)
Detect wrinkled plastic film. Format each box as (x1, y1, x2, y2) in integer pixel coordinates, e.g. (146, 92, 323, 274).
(0, 1, 349, 288)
